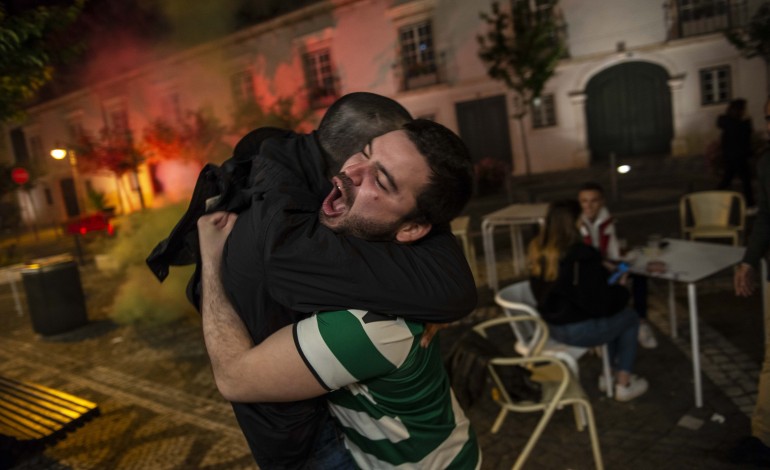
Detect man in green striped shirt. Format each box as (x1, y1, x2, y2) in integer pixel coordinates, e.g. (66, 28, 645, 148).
(199, 120, 480, 468)
(295, 308, 479, 468)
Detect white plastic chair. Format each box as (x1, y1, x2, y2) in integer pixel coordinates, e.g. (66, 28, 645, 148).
(680, 190, 745, 245)
(474, 315, 604, 470)
(495, 281, 614, 398)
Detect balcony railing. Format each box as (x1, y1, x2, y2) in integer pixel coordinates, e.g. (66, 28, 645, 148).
(307, 75, 340, 110)
(665, 0, 750, 40)
(397, 54, 447, 92)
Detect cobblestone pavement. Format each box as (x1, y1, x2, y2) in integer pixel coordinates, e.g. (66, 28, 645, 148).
(0, 263, 761, 469)
(0, 154, 764, 469)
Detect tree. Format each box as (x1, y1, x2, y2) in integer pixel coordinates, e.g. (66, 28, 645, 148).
(725, 2, 770, 94)
(477, 1, 566, 175)
(230, 96, 312, 137)
(0, 1, 83, 123)
(142, 107, 227, 164)
(74, 127, 147, 210)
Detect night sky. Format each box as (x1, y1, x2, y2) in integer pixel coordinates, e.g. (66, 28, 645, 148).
(3, 0, 322, 95)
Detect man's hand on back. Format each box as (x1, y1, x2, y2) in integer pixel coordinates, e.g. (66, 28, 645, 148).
(420, 323, 449, 348)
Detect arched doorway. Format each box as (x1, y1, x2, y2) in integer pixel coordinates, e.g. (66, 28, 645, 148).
(585, 62, 673, 162)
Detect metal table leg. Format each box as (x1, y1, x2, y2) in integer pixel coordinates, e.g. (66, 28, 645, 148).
(687, 282, 702, 408)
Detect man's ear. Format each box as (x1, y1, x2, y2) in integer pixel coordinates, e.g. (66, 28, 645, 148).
(395, 221, 432, 243)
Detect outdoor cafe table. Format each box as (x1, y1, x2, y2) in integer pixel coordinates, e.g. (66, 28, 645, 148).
(481, 203, 549, 292)
(625, 238, 744, 408)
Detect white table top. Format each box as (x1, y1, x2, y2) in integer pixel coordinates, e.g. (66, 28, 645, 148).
(626, 238, 744, 283)
(482, 203, 549, 224)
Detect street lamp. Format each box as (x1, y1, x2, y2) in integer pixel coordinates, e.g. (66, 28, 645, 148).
(51, 147, 88, 264)
(50, 147, 86, 216)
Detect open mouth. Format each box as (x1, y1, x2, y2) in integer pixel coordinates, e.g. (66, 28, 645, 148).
(321, 176, 349, 217)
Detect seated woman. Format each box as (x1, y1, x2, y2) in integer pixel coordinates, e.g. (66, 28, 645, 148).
(527, 199, 648, 402)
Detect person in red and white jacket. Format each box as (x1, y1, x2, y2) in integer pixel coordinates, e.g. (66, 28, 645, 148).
(578, 182, 657, 349)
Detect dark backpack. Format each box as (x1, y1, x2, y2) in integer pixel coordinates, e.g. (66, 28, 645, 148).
(445, 328, 542, 410)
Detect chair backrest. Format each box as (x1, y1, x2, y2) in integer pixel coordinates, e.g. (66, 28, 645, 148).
(495, 281, 543, 355)
(680, 190, 745, 231)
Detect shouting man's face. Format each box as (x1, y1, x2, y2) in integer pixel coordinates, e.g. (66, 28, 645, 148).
(320, 130, 431, 242)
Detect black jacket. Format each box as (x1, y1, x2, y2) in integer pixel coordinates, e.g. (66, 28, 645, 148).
(717, 115, 752, 161)
(530, 243, 629, 325)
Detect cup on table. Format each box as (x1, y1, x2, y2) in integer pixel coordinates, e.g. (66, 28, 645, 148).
(644, 234, 662, 258)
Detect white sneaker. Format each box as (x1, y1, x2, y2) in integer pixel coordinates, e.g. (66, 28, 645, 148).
(638, 322, 658, 349)
(615, 376, 649, 402)
(599, 373, 641, 392)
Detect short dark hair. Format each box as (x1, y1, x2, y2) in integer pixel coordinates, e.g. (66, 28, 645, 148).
(317, 92, 412, 175)
(578, 181, 604, 195)
(401, 119, 474, 227)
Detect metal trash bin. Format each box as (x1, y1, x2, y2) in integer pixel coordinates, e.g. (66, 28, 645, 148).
(21, 256, 88, 335)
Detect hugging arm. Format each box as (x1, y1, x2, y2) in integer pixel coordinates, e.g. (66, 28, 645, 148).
(199, 211, 326, 402)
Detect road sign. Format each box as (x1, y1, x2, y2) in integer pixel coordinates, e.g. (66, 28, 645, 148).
(11, 167, 29, 185)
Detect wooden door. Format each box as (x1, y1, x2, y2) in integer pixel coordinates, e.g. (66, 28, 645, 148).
(586, 62, 673, 162)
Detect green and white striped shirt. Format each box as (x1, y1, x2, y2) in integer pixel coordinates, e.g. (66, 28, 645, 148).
(294, 309, 480, 469)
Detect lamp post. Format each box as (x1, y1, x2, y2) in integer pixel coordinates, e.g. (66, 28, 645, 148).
(51, 147, 86, 264)
(50, 147, 87, 216)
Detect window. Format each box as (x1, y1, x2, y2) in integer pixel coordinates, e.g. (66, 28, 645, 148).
(231, 70, 256, 104)
(303, 48, 337, 108)
(400, 21, 436, 80)
(512, 0, 556, 24)
(103, 100, 131, 144)
(510, 0, 567, 56)
(161, 91, 183, 122)
(105, 102, 130, 135)
(700, 65, 731, 105)
(671, 0, 748, 39)
(66, 114, 85, 140)
(9, 128, 30, 165)
(28, 135, 43, 163)
(531, 94, 556, 128)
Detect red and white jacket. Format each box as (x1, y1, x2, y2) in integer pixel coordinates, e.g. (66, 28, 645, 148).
(580, 207, 620, 260)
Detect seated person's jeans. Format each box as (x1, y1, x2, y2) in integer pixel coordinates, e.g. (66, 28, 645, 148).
(548, 307, 640, 374)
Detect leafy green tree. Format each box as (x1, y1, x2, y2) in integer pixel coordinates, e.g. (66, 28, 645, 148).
(0, 1, 83, 123)
(725, 2, 770, 93)
(477, 1, 566, 175)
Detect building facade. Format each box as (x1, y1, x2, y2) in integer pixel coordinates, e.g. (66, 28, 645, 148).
(1, 0, 766, 227)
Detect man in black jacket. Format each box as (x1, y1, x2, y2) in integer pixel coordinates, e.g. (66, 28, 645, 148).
(200, 119, 477, 469)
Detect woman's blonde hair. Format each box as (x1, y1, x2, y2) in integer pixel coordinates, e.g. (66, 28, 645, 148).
(527, 199, 582, 281)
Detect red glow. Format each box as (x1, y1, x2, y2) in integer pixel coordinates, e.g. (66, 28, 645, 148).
(66, 212, 115, 237)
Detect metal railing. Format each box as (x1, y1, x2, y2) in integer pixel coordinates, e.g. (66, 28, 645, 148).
(665, 0, 750, 40)
(397, 53, 447, 92)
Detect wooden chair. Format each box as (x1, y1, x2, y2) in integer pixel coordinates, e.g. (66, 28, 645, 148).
(495, 281, 614, 398)
(680, 190, 745, 245)
(473, 316, 604, 470)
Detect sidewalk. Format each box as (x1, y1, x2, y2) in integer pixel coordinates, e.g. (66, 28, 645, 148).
(0, 154, 763, 469)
